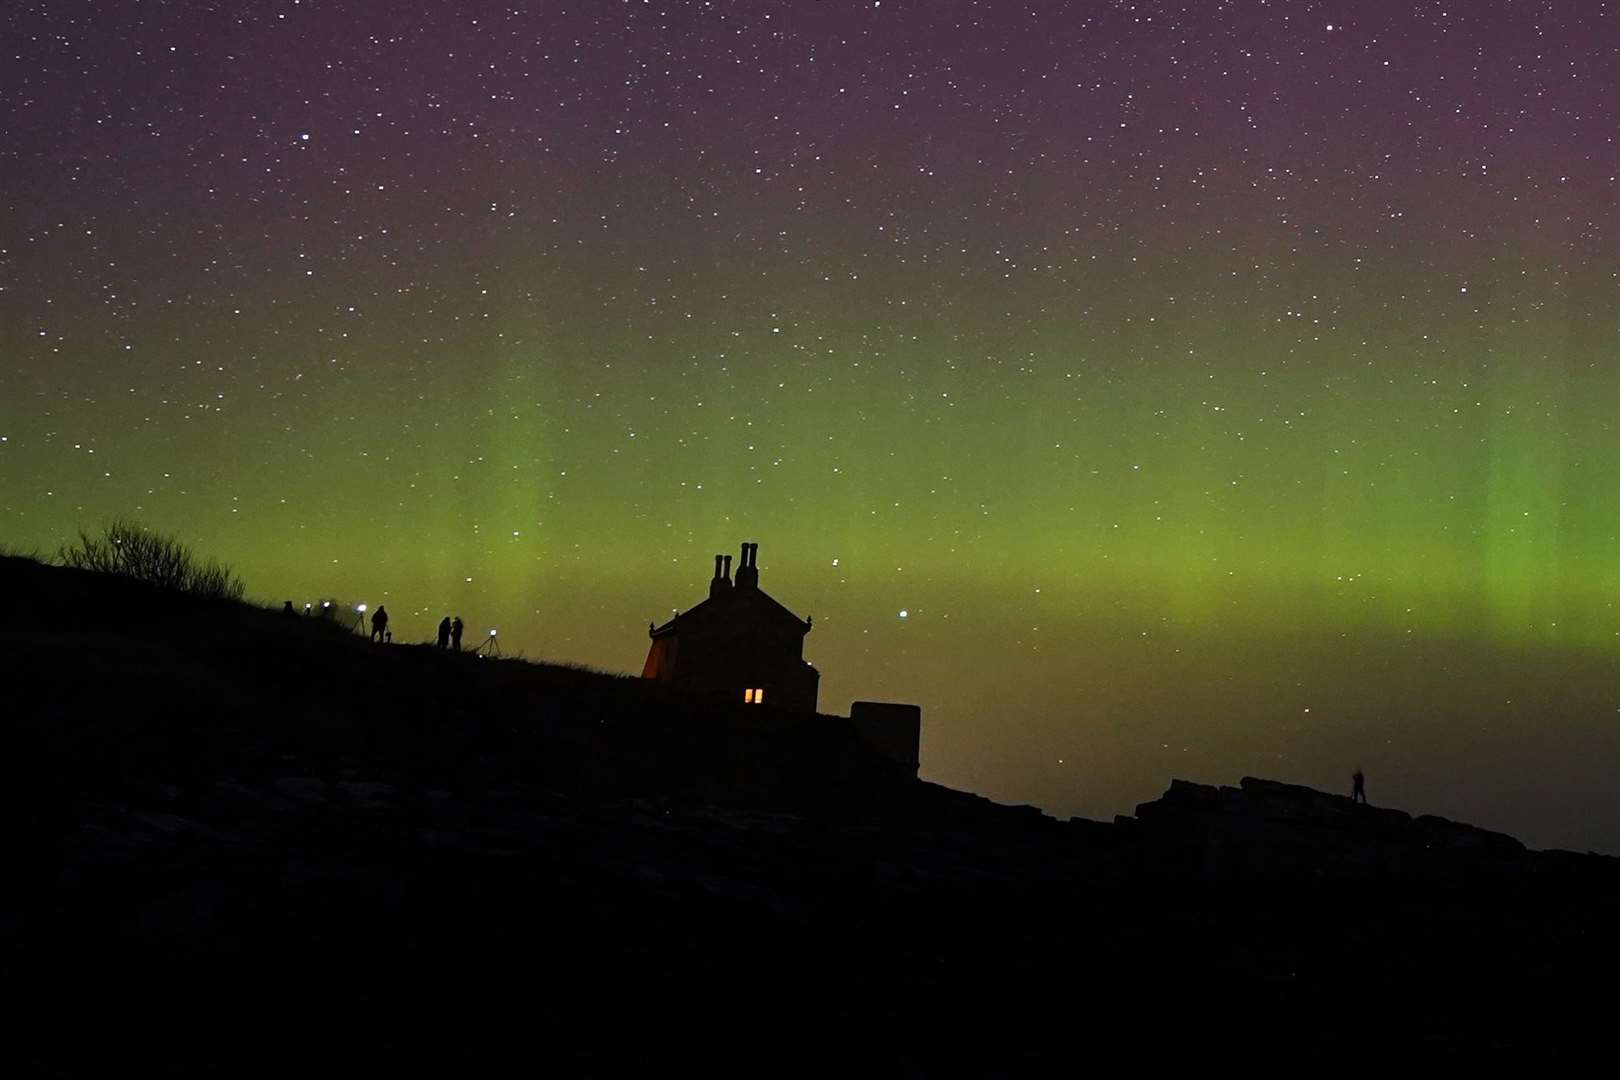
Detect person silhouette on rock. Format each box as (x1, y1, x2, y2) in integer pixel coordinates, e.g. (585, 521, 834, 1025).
(437, 616, 452, 649)
(283, 600, 298, 617)
(451, 616, 464, 651)
(1351, 768, 1367, 805)
(370, 605, 389, 643)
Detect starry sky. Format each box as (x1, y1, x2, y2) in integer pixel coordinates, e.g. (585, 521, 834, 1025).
(4, 1, 1619, 852)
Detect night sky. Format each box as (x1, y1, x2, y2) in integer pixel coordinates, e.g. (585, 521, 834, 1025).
(4, 1, 1618, 852)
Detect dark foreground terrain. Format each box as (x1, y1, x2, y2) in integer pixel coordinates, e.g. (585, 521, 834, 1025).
(4, 555, 1618, 1072)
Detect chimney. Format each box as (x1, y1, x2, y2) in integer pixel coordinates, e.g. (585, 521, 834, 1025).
(735, 540, 759, 590)
(709, 552, 733, 600)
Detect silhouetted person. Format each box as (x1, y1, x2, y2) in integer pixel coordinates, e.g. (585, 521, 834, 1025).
(371, 605, 389, 643)
(283, 600, 297, 617)
(451, 616, 464, 651)
(437, 616, 452, 649)
(1351, 768, 1367, 804)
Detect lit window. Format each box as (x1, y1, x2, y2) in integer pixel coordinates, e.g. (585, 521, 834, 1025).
(743, 688, 765, 704)
(754, 688, 764, 704)
(744, 688, 755, 703)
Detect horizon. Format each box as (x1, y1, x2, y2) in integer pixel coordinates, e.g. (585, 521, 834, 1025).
(4, 3, 1618, 855)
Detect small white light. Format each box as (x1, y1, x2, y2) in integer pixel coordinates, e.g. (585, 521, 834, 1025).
(357, 604, 366, 613)
(899, 609, 908, 619)
(489, 629, 497, 637)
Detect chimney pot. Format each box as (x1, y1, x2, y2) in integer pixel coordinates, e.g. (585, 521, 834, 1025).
(736, 540, 760, 589)
(710, 553, 734, 598)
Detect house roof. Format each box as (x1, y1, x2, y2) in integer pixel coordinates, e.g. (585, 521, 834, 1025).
(649, 584, 811, 639)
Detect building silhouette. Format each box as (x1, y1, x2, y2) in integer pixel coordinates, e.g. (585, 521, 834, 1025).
(642, 541, 819, 712)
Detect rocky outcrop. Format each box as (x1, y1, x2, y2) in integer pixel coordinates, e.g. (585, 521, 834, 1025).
(1121, 776, 1535, 883)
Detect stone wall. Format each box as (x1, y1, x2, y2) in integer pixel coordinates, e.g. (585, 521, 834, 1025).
(848, 701, 922, 778)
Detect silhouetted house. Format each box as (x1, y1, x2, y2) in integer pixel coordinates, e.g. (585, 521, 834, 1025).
(643, 542, 819, 712)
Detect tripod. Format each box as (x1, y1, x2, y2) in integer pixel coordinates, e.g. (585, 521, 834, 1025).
(473, 632, 502, 658)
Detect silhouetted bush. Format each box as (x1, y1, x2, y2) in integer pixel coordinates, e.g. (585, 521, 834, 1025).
(58, 518, 245, 601)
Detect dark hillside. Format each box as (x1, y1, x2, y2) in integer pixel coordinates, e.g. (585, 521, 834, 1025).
(3, 555, 1617, 1070)
(2, 554, 911, 807)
